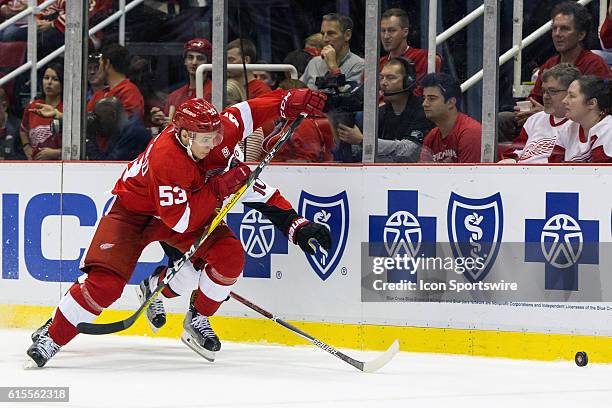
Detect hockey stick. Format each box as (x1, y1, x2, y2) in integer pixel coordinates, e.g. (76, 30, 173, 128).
(229, 292, 400, 373)
(77, 114, 306, 335)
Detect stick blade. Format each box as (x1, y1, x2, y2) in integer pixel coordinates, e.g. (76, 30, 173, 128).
(361, 340, 400, 373)
(77, 315, 134, 335)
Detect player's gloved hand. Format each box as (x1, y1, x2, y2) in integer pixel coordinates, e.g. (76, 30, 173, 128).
(287, 216, 332, 255)
(280, 89, 327, 120)
(208, 161, 251, 200)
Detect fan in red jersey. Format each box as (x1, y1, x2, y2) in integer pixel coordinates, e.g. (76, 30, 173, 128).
(26, 88, 330, 367)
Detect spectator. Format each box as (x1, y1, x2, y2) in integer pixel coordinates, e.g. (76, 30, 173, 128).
(262, 78, 334, 162)
(419, 73, 482, 163)
(227, 38, 273, 161)
(336, 57, 434, 163)
(529, 2, 611, 106)
(86, 52, 105, 102)
(0, 1, 27, 42)
(500, 2, 612, 142)
(20, 61, 63, 160)
(87, 43, 144, 119)
(227, 78, 266, 162)
(282, 33, 325, 79)
(600, 2, 612, 50)
(501, 63, 579, 163)
(0, 86, 24, 160)
(253, 60, 278, 90)
(225, 78, 245, 106)
(86, 96, 150, 161)
(283, 49, 316, 78)
(1, 1, 111, 57)
(379, 8, 441, 81)
(304, 32, 324, 55)
(552, 75, 612, 162)
(300, 13, 364, 89)
(151, 38, 212, 129)
(129, 56, 167, 129)
(0, 0, 26, 20)
(227, 38, 271, 98)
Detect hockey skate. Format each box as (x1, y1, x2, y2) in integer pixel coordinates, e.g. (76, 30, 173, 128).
(180, 305, 221, 362)
(31, 318, 52, 342)
(136, 266, 167, 333)
(26, 330, 61, 368)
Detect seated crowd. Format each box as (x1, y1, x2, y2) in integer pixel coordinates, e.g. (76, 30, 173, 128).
(0, 1, 610, 163)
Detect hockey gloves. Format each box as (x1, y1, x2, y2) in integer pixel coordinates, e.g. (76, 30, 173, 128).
(208, 162, 251, 201)
(280, 89, 327, 120)
(287, 216, 332, 255)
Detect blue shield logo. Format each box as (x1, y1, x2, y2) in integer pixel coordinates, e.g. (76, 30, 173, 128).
(227, 207, 288, 278)
(298, 191, 349, 281)
(447, 192, 504, 283)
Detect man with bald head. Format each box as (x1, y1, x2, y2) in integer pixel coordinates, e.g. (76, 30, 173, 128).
(87, 96, 150, 161)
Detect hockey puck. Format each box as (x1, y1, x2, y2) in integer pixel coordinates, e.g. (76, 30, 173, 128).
(575, 351, 588, 367)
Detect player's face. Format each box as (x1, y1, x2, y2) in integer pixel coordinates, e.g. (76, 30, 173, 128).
(185, 51, 207, 77)
(186, 130, 222, 160)
(380, 16, 408, 53)
(321, 20, 349, 54)
(563, 80, 593, 123)
(551, 14, 584, 54)
(380, 63, 404, 95)
(42, 68, 61, 98)
(422, 86, 448, 121)
(542, 77, 568, 117)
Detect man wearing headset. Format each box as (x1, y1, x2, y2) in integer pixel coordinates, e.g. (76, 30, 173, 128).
(336, 57, 434, 163)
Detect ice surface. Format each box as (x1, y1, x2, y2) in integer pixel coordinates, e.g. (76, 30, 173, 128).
(2, 328, 612, 408)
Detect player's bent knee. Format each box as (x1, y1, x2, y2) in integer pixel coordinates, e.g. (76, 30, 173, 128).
(83, 267, 128, 309)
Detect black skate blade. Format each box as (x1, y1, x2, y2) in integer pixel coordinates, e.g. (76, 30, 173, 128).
(26, 349, 47, 368)
(181, 333, 216, 362)
(135, 286, 159, 334)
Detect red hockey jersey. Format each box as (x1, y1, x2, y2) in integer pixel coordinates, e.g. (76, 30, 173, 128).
(112, 90, 293, 234)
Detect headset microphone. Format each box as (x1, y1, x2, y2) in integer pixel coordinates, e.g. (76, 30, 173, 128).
(382, 57, 417, 97)
(383, 88, 411, 97)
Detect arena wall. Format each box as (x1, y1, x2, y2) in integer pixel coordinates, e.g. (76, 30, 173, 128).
(2, 162, 612, 362)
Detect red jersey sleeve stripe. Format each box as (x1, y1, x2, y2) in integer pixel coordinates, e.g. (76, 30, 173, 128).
(233, 101, 254, 139)
(172, 205, 191, 233)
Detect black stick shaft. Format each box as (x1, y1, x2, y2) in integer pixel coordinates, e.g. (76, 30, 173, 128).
(229, 292, 365, 371)
(77, 115, 305, 335)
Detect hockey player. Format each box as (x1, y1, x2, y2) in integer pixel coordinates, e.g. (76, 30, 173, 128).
(26, 88, 331, 367)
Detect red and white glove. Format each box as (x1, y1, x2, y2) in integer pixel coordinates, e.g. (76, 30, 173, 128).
(208, 162, 251, 201)
(280, 89, 327, 120)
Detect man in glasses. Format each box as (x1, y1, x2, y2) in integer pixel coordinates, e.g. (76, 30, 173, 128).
(27, 88, 332, 367)
(500, 63, 580, 163)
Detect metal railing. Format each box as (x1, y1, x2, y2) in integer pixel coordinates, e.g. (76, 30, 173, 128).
(426, 0, 605, 162)
(450, 0, 595, 93)
(0, 0, 55, 32)
(0, 0, 144, 91)
(0, 0, 56, 97)
(196, 63, 299, 103)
